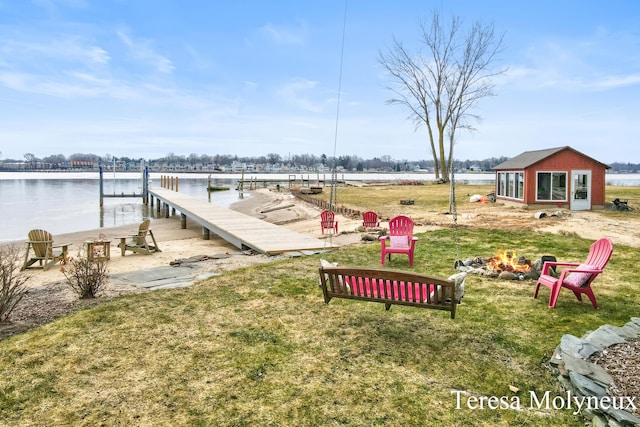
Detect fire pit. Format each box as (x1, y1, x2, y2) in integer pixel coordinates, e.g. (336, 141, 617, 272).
(455, 249, 551, 280)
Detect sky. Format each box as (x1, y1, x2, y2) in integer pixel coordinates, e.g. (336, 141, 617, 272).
(1, 0, 640, 164)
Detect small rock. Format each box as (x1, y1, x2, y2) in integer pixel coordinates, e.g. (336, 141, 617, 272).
(361, 233, 378, 242)
(498, 271, 517, 280)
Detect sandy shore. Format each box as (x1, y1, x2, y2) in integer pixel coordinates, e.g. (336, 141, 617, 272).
(5, 188, 367, 289)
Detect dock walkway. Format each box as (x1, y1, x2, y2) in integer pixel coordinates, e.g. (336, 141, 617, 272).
(148, 187, 332, 255)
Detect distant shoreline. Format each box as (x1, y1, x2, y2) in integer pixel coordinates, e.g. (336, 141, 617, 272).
(2, 170, 639, 186)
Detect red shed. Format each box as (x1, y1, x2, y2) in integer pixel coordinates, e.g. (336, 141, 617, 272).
(492, 146, 610, 210)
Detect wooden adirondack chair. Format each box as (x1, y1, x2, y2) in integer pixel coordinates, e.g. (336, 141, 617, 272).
(22, 229, 71, 271)
(118, 219, 161, 255)
(362, 211, 380, 228)
(320, 210, 338, 235)
(533, 237, 613, 309)
(379, 215, 418, 267)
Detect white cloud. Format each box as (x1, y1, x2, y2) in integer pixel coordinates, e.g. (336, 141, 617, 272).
(116, 28, 175, 74)
(88, 46, 110, 64)
(503, 27, 640, 93)
(184, 44, 214, 71)
(0, 38, 110, 66)
(580, 73, 640, 90)
(0, 70, 131, 98)
(69, 71, 110, 85)
(500, 63, 640, 93)
(259, 21, 307, 45)
(0, 72, 28, 91)
(275, 78, 323, 112)
(243, 80, 258, 91)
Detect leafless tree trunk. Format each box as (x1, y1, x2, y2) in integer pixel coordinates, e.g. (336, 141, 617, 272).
(379, 11, 505, 182)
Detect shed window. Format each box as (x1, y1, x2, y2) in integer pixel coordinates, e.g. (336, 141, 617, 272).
(517, 174, 524, 199)
(536, 172, 566, 201)
(497, 171, 523, 200)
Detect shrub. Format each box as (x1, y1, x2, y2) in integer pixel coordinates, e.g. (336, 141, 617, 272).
(0, 245, 30, 322)
(62, 255, 109, 299)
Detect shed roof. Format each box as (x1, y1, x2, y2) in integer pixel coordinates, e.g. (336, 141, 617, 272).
(493, 146, 610, 170)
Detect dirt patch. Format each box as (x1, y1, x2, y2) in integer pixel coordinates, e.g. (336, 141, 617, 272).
(0, 284, 113, 340)
(422, 201, 640, 248)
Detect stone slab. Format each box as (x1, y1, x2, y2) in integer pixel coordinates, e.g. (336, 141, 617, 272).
(584, 325, 627, 350)
(109, 266, 219, 290)
(560, 334, 599, 359)
(560, 351, 614, 386)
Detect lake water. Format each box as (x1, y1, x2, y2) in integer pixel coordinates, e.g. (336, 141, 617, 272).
(1, 171, 638, 242)
(0, 172, 245, 242)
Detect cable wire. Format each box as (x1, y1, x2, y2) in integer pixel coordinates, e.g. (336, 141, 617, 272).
(325, 0, 348, 249)
(329, 0, 348, 212)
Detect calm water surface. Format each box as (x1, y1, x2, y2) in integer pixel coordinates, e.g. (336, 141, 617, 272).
(1, 171, 637, 242)
(0, 173, 246, 242)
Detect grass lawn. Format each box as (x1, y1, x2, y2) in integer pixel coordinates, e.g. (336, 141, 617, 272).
(0, 185, 638, 426)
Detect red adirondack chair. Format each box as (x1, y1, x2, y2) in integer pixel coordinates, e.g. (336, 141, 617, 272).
(362, 211, 380, 228)
(320, 209, 338, 235)
(379, 215, 418, 267)
(533, 237, 613, 309)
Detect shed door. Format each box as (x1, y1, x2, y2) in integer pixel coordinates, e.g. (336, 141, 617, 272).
(570, 170, 591, 210)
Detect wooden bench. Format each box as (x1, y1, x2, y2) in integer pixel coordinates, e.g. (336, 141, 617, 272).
(319, 266, 459, 319)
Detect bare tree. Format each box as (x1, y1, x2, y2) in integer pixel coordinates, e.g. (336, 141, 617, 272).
(23, 153, 38, 169)
(379, 11, 505, 182)
(267, 153, 282, 164)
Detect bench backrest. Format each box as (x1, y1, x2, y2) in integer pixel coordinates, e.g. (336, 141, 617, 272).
(319, 266, 456, 318)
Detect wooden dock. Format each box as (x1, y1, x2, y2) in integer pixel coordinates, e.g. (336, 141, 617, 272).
(148, 187, 333, 255)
